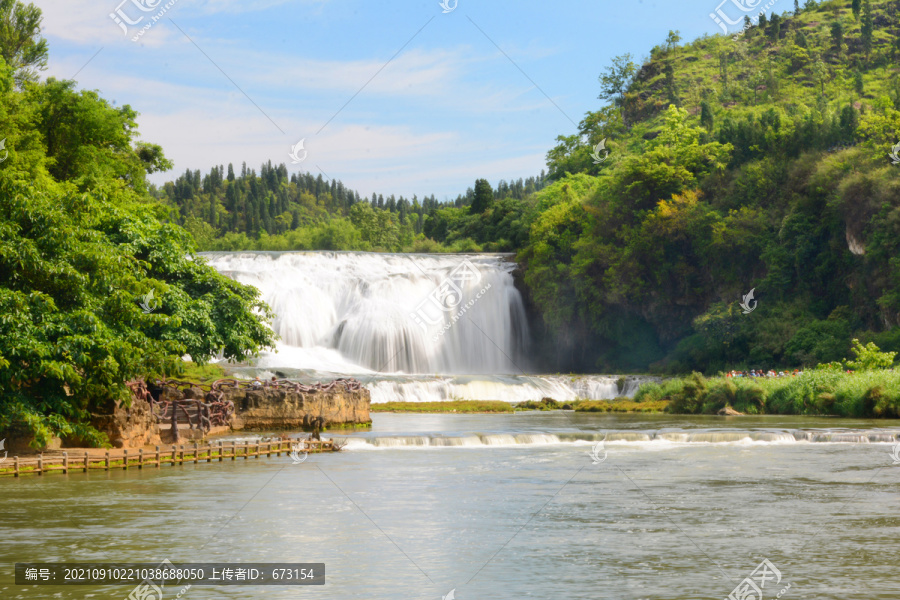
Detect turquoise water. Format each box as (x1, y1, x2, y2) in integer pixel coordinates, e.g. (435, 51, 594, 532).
(3, 412, 900, 599)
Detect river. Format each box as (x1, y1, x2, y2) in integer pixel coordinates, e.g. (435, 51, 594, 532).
(4, 412, 900, 599)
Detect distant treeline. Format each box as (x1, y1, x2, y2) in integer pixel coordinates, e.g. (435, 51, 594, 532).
(154, 162, 547, 251)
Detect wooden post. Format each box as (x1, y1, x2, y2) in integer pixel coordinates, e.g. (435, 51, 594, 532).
(83, 452, 88, 472)
(14, 456, 18, 477)
(254, 442, 260, 458)
(38, 454, 43, 475)
(243, 441, 249, 459)
(171, 445, 177, 465)
(231, 442, 236, 460)
(194, 442, 199, 463)
(179, 445, 184, 464)
(171, 401, 180, 444)
(207, 443, 212, 463)
(155, 446, 161, 468)
(218, 441, 223, 462)
(123, 449, 128, 470)
(63, 452, 68, 474)
(138, 448, 144, 469)
(105, 451, 110, 470)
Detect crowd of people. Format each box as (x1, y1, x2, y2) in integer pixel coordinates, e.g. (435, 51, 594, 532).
(726, 369, 803, 378)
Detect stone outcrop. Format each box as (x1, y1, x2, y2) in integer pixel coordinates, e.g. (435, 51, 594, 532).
(717, 406, 744, 416)
(78, 380, 370, 449)
(227, 386, 371, 431)
(90, 398, 161, 448)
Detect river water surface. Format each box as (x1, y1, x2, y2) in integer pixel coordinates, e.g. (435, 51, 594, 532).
(4, 412, 900, 599)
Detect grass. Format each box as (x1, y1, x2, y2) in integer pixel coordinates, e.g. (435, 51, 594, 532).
(174, 361, 228, 383)
(370, 401, 515, 413)
(573, 398, 670, 413)
(643, 369, 900, 417)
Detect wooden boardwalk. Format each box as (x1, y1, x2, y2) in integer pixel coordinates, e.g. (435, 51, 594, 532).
(0, 439, 334, 477)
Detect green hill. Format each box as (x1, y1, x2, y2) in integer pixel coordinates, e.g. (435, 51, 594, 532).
(522, 0, 900, 373)
(159, 0, 900, 375)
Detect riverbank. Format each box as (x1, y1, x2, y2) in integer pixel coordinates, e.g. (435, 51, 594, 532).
(637, 369, 900, 417)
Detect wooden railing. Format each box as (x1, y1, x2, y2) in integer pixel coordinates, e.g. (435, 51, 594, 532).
(0, 439, 334, 477)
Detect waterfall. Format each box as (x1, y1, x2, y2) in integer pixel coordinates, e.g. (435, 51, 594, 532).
(202, 251, 530, 375)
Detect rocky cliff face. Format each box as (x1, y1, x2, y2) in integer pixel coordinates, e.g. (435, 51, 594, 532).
(227, 387, 371, 430)
(90, 398, 161, 449)
(78, 381, 371, 449)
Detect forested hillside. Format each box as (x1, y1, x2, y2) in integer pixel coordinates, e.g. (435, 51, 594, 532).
(159, 0, 900, 375)
(523, 0, 900, 373)
(157, 163, 546, 252)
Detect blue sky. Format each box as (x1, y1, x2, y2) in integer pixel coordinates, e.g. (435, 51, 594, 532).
(36, 0, 779, 200)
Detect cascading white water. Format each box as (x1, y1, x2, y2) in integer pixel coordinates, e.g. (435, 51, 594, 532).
(203, 251, 529, 375)
(204, 251, 656, 403)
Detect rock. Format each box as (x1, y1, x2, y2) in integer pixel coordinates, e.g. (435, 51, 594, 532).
(182, 386, 205, 400)
(88, 398, 160, 449)
(224, 386, 371, 431)
(717, 406, 744, 416)
(160, 387, 184, 402)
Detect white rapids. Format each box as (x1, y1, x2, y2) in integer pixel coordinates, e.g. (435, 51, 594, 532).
(202, 251, 652, 403)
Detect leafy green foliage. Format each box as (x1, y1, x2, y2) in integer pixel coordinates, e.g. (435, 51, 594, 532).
(0, 0, 46, 85)
(0, 28, 275, 447)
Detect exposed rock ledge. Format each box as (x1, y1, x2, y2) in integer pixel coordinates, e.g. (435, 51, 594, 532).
(80, 381, 371, 450)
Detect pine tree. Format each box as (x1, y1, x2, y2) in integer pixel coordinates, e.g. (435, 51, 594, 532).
(664, 61, 678, 105)
(700, 100, 714, 132)
(470, 179, 493, 214)
(831, 19, 844, 52)
(770, 13, 781, 41)
(861, 0, 874, 59)
(794, 0, 801, 15)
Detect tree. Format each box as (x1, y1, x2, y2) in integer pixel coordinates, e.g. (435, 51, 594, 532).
(811, 57, 829, 95)
(700, 100, 714, 132)
(664, 61, 678, 105)
(804, 0, 817, 10)
(666, 30, 682, 58)
(769, 13, 781, 42)
(470, 179, 493, 214)
(598, 53, 637, 106)
(852, 0, 861, 19)
(794, 0, 801, 15)
(0, 0, 47, 85)
(861, 0, 874, 59)
(843, 339, 897, 371)
(853, 69, 864, 96)
(830, 19, 844, 52)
